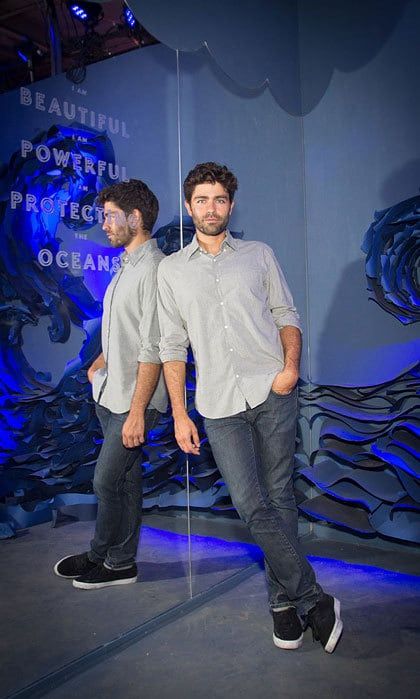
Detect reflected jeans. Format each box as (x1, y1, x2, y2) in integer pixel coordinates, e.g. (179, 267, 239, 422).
(89, 404, 160, 570)
(204, 389, 323, 615)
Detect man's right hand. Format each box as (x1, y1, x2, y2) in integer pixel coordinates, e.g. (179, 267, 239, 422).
(87, 365, 97, 384)
(87, 353, 106, 384)
(174, 413, 200, 455)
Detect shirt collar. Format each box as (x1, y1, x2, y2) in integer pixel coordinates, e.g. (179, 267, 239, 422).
(187, 231, 237, 259)
(121, 238, 157, 266)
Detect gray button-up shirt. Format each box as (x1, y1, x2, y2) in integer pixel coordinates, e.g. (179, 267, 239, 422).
(93, 239, 167, 414)
(157, 232, 301, 419)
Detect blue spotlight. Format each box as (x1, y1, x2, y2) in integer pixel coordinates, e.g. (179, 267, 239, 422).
(123, 3, 137, 30)
(17, 49, 30, 64)
(69, 4, 88, 21)
(66, 1, 104, 27)
(16, 41, 43, 66)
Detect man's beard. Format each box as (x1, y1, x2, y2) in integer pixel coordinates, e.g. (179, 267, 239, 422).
(107, 226, 136, 247)
(194, 213, 230, 237)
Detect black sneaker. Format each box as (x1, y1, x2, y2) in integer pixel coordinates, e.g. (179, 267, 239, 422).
(307, 594, 343, 653)
(54, 552, 97, 579)
(72, 563, 138, 589)
(272, 607, 303, 650)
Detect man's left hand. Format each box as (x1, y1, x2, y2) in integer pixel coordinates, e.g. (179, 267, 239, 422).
(122, 411, 145, 448)
(271, 367, 299, 395)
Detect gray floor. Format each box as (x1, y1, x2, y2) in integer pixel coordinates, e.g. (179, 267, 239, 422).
(45, 563, 420, 699)
(1, 515, 420, 699)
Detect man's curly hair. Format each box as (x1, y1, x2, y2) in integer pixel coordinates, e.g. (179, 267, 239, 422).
(183, 162, 238, 203)
(97, 179, 159, 232)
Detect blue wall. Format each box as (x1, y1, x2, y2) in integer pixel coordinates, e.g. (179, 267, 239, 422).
(296, 0, 419, 543)
(299, 0, 419, 386)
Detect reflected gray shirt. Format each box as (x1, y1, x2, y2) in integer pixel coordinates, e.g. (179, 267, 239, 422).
(157, 232, 301, 419)
(93, 239, 167, 414)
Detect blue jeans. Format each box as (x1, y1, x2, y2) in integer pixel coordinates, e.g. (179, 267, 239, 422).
(204, 389, 323, 615)
(89, 404, 160, 570)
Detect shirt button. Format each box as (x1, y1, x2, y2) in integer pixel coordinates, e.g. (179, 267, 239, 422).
(236, 374, 239, 378)
(230, 348, 233, 352)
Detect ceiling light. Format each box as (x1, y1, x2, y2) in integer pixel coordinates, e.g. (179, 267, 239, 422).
(66, 1, 104, 28)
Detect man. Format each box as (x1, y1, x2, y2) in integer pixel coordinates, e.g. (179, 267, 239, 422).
(54, 179, 167, 589)
(157, 162, 343, 652)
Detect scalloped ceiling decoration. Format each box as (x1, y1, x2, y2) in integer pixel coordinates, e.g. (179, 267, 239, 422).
(127, 0, 409, 115)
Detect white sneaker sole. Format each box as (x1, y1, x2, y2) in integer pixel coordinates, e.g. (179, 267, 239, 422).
(324, 597, 343, 653)
(273, 633, 303, 650)
(72, 575, 138, 590)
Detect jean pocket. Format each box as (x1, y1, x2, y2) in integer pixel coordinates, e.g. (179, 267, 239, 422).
(270, 388, 295, 398)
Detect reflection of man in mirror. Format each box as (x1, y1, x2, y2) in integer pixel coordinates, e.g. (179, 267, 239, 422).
(157, 162, 342, 653)
(54, 180, 167, 589)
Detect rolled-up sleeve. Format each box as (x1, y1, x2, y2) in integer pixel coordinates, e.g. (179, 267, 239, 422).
(264, 245, 302, 332)
(157, 260, 189, 363)
(137, 262, 162, 363)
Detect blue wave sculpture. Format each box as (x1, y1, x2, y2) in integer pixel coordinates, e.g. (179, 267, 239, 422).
(296, 364, 420, 543)
(0, 123, 116, 532)
(362, 194, 420, 324)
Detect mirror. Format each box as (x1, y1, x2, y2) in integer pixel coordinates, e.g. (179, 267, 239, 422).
(0, 42, 193, 697)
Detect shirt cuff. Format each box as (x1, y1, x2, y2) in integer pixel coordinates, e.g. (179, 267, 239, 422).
(137, 348, 162, 363)
(274, 317, 303, 332)
(159, 348, 188, 363)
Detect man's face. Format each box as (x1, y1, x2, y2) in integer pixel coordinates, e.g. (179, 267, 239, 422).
(102, 201, 133, 248)
(185, 182, 234, 237)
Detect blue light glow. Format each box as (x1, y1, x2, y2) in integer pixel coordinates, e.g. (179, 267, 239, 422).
(71, 5, 88, 21)
(17, 50, 29, 64)
(142, 528, 420, 592)
(124, 6, 136, 29)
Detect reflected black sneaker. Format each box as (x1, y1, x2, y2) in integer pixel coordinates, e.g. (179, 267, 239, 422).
(307, 594, 343, 653)
(73, 563, 138, 589)
(54, 552, 97, 579)
(272, 607, 303, 650)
